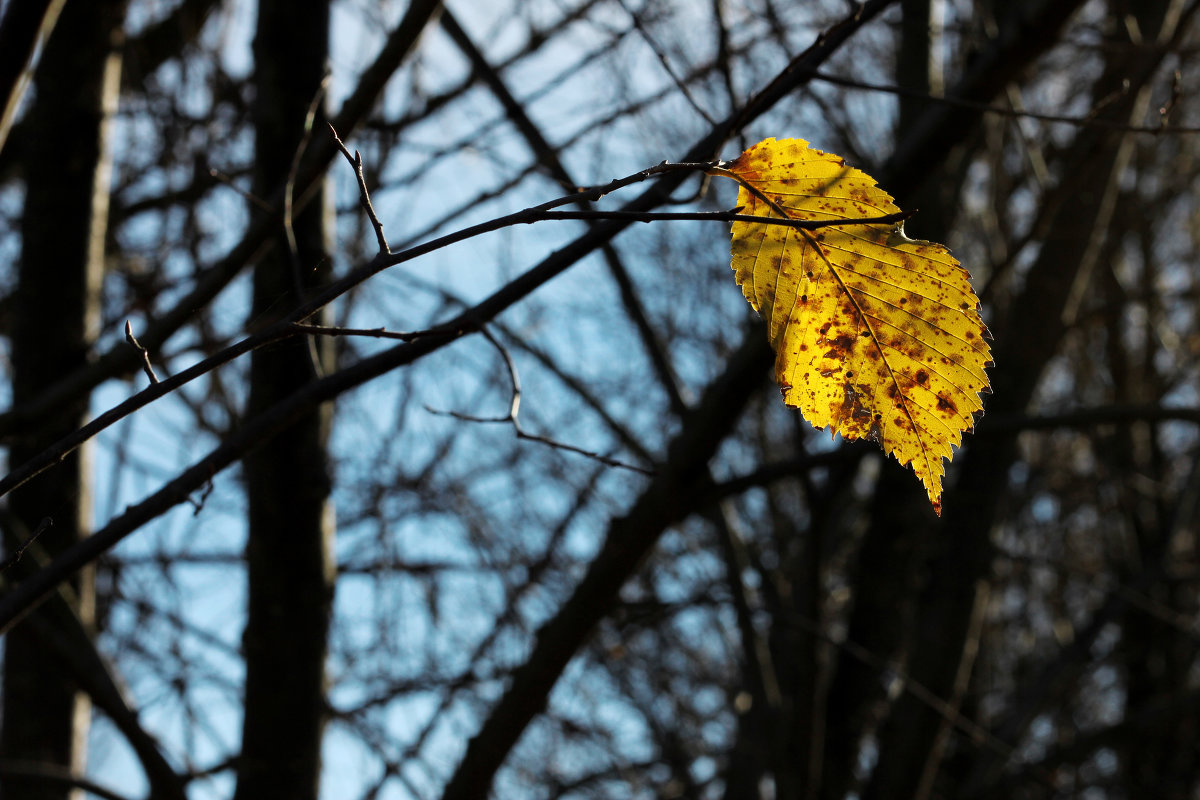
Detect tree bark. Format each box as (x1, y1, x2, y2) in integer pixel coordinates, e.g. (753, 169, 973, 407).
(1, 1, 126, 798)
(819, 4, 1086, 797)
(232, 2, 335, 798)
(860, 2, 1185, 798)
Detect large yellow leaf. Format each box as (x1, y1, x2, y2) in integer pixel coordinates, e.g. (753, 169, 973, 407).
(722, 138, 992, 515)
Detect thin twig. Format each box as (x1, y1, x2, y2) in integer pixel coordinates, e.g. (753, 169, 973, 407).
(0, 0, 469, 442)
(0, 762, 133, 800)
(0, 0, 892, 644)
(0, 157, 903, 505)
(0, 157, 909, 504)
(532, 208, 915, 229)
(329, 123, 390, 254)
(186, 478, 213, 516)
(124, 320, 159, 384)
(783, 612, 1023, 765)
(0, 160, 714, 502)
(614, 0, 717, 126)
(284, 74, 331, 290)
(0, 517, 51, 572)
(1159, 69, 1182, 127)
(290, 322, 451, 342)
(809, 68, 1200, 133)
(426, 327, 654, 476)
(207, 168, 271, 211)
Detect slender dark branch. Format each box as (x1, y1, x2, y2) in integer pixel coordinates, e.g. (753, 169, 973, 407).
(0, 517, 51, 573)
(702, 403, 1200, 503)
(0, 325, 296, 500)
(0, 0, 897, 641)
(0, 533, 189, 800)
(283, 74, 331, 298)
(0, 155, 906, 507)
(427, 327, 654, 475)
(124, 321, 159, 384)
(613, 0, 717, 126)
(534, 208, 916, 229)
(808, 67, 1200, 133)
(0, 0, 444, 439)
(289, 322, 442, 342)
(780, 612, 1022, 765)
(207, 168, 272, 211)
(980, 403, 1200, 433)
(0, 159, 712, 502)
(966, 689, 1200, 799)
(0, 763, 132, 800)
(496, 319, 654, 465)
(329, 123, 390, 254)
(439, 6, 692, 416)
(438, 329, 775, 800)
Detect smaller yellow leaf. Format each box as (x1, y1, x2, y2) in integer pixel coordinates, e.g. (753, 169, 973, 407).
(722, 138, 992, 514)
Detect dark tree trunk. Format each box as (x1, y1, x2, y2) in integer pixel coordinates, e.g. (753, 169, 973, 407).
(860, 2, 1181, 798)
(232, 1, 335, 799)
(1, 1, 127, 797)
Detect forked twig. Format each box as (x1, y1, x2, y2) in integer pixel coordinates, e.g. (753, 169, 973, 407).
(329, 123, 390, 254)
(426, 327, 653, 475)
(0, 156, 905, 507)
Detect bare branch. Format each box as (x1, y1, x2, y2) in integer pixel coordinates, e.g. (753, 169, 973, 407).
(0, 763, 132, 800)
(0, 517, 51, 573)
(0, 0, 445, 439)
(809, 67, 1200, 133)
(329, 123, 390, 254)
(124, 320, 159, 385)
(427, 327, 654, 476)
(283, 73, 332, 287)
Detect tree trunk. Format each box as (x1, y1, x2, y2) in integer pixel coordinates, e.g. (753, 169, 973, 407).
(232, 1, 335, 799)
(861, 2, 1181, 798)
(1, 1, 126, 798)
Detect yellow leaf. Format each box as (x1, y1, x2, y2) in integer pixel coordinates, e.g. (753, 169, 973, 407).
(722, 138, 992, 515)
